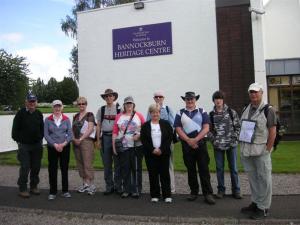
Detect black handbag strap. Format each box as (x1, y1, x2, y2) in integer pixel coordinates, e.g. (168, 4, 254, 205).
(122, 112, 136, 137)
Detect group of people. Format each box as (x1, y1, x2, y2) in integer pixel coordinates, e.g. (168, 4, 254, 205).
(11, 82, 277, 220)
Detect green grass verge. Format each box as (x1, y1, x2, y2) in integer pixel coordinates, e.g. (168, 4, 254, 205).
(37, 107, 78, 113)
(0, 141, 299, 173)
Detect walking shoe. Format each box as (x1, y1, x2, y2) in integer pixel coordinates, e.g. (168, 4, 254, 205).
(215, 191, 225, 199)
(121, 192, 129, 198)
(250, 208, 268, 220)
(61, 192, 72, 198)
(30, 187, 40, 195)
(48, 194, 56, 200)
(131, 193, 140, 199)
(77, 183, 89, 193)
(103, 189, 114, 195)
(18, 191, 30, 198)
(232, 192, 242, 199)
(241, 202, 258, 214)
(187, 194, 198, 201)
(151, 198, 159, 203)
(87, 185, 96, 195)
(204, 194, 216, 205)
(164, 197, 172, 203)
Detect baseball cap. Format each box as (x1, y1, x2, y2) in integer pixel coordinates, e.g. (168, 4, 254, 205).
(26, 93, 37, 101)
(52, 100, 63, 107)
(248, 82, 263, 92)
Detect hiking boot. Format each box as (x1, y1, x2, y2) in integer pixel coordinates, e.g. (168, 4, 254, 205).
(204, 194, 216, 205)
(19, 191, 30, 198)
(30, 187, 40, 195)
(215, 191, 225, 199)
(241, 202, 258, 214)
(250, 208, 268, 220)
(232, 192, 242, 199)
(187, 194, 198, 201)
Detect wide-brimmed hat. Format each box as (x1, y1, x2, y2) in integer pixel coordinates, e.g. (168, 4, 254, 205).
(181, 92, 200, 101)
(100, 89, 118, 100)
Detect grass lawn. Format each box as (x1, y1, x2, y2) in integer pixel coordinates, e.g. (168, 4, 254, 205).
(37, 107, 79, 113)
(0, 141, 299, 173)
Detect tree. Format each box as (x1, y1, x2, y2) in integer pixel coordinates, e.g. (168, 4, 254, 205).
(31, 78, 46, 102)
(0, 49, 29, 109)
(44, 77, 62, 103)
(61, 0, 135, 83)
(60, 77, 79, 104)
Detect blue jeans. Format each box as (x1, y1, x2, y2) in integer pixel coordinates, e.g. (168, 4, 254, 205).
(214, 146, 240, 194)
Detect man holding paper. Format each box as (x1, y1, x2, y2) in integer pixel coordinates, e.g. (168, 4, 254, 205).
(174, 92, 215, 205)
(239, 83, 277, 220)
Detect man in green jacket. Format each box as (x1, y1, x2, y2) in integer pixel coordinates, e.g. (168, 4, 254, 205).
(12, 93, 44, 198)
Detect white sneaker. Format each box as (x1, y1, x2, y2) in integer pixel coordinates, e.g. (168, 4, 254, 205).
(165, 197, 172, 203)
(77, 184, 89, 193)
(151, 198, 159, 203)
(87, 184, 96, 195)
(61, 192, 71, 198)
(48, 194, 56, 200)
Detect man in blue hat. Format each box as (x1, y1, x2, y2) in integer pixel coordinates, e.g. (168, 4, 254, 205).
(12, 93, 44, 198)
(174, 92, 215, 205)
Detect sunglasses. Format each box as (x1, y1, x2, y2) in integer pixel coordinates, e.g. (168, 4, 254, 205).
(154, 96, 164, 99)
(78, 103, 86, 106)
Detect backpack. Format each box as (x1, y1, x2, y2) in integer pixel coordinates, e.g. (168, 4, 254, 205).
(209, 107, 236, 132)
(242, 104, 283, 150)
(260, 104, 283, 150)
(100, 103, 121, 123)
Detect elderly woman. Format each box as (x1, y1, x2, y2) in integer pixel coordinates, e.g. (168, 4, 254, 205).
(72, 96, 96, 195)
(112, 96, 145, 198)
(141, 104, 173, 203)
(44, 100, 73, 200)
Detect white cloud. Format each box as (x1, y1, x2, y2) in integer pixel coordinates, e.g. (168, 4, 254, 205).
(0, 32, 23, 44)
(17, 46, 71, 82)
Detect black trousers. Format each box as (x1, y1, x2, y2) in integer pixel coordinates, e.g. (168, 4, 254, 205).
(145, 154, 171, 199)
(17, 142, 43, 192)
(47, 144, 70, 194)
(181, 140, 213, 196)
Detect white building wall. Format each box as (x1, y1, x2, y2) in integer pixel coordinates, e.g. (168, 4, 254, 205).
(263, 0, 300, 59)
(77, 0, 219, 115)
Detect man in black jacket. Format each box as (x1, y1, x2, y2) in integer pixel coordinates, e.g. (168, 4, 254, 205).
(12, 93, 44, 198)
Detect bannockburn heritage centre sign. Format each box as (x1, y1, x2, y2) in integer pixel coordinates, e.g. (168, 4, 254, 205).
(112, 22, 172, 60)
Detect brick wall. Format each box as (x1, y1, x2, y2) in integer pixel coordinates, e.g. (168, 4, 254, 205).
(216, 4, 255, 114)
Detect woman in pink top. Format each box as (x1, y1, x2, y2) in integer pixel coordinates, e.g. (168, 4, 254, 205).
(112, 96, 145, 199)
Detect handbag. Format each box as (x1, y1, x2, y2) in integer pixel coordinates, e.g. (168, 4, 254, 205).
(115, 112, 136, 153)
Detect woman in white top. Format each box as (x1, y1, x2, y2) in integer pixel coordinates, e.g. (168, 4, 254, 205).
(140, 104, 173, 203)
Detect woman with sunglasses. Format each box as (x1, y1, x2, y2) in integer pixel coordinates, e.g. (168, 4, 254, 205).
(72, 96, 97, 195)
(112, 96, 145, 198)
(44, 100, 73, 200)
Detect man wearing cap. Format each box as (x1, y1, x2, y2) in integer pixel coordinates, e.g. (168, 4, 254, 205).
(174, 92, 215, 205)
(146, 90, 176, 193)
(208, 91, 241, 199)
(96, 89, 122, 195)
(239, 83, 277, 219)
(12, 93, 44, 198)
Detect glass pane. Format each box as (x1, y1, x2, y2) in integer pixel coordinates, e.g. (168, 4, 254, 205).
(279, 112, 292, 133)
(268, 76, 290, 86)
(279, 87, 292, 111)
(292, 76, 300, 85)
(293, 87, 300, 110)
